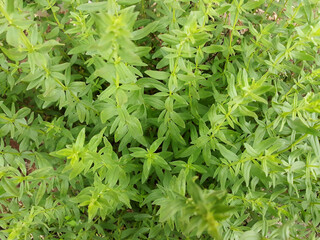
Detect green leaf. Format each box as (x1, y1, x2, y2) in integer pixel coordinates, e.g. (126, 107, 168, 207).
(193, 136, 210, 148)
(1, 1, 319, 237)
(149, 225, 162, 238)
(15, 107, 30, 119)
(289, 119, 320, 136)
(100, 105, 117, 123)
(130, 148, 147, 158)
(170, 111, 185, 128)
(77, 2, 108, 12)
(153, 155, 170, 170)
(69, 161, 86, 179)
(159, 34, 179, 45)
(88, 128, 106, 151)
(37, 39, 63, 51)
(128, 116, 143, 137)
(2, 178, 19, 197)
(291, 51, 315, 61)
(256, 138, 278, 153)
(88, 200, 100, 220)
(1, 47, 27, 61)
(150, 137, 165, 153)
(303, 0, 312, 22)
(215, 4, 232, 14)
(142, 158, 152, 183)
(242, 0, 264, 11)
(118, 0, 140, 5)
(68, 44, 89, 54)
(169, 122, 186, 145)
(99, 85, 117, 100)
(132, 21, 158, 40)
(202, 45, 225, 53)
(244, 143, 259, 157)
(6, 0, 14, 13)
(243, 161, 252, 186)
(76, 103, 86, 123)
(75, 128, 86, 149)
(6, 27, 21, 48)
(145, 70, 170, 80)
(241, 231, 262, 240)
(158, 199, 184, 222)
(217, 143, 239, 162)
(35, 181, 46, 205)
(143, 95, 165, 109)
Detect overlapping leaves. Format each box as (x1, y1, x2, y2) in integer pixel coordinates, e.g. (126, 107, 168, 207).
(0, 0, 320, 239)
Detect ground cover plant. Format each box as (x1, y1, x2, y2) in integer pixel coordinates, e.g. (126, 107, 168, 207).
(0, 0, 320, 239)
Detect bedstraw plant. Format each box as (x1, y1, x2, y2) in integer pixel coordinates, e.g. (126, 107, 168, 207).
(0, 0, 320, 239)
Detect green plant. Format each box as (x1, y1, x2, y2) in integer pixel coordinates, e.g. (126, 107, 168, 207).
(1, 0, 320, 239)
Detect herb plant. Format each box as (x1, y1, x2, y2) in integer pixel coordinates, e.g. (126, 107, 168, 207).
(0, 0, 320, 239)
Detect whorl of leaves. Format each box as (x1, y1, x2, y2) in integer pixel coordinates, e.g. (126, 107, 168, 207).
(0, 0, 320, 239)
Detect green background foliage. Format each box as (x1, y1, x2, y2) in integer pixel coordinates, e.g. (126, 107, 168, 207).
(0, 0, 320, 239)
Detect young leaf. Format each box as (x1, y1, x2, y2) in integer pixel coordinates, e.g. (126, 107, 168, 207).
(150, 137, 165, 153)
(77, 2, 108, 12)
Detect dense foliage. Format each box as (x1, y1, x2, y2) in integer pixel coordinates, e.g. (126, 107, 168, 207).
(1, 0, 320, 239)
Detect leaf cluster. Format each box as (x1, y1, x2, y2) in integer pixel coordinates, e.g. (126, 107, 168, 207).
(1, 0, 320, 239)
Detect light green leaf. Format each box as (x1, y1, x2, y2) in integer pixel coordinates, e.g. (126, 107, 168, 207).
(35, 181, 46, 205)
(289, 119, 320, 136)
(2, 178, 19, 197)
(118, 0, 140, 5)
(75, 128, 86, 149)
(88, 200, 100, 220)
(69, 161, 86, 179)
(153, 155, 170, 170)
(145, 70, 170, 80)
(128, 116, 143, 137)
(291, 51, 315, 61)
(100, 105, 117, 123)
(242, 0, 264, 11)
(202, 45, 225, 53)
(150, 137, 165, 153)
(77, 2, 108, 12)
(159, 34, 179, 45)
(6, 27, 21, 48)
(142, 158, 152, 183)
(132, 21, 158, 40)
(217, 143, 239, 162)
(170, 111, 185, 128)
(241, 231, 262, 240)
